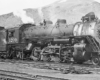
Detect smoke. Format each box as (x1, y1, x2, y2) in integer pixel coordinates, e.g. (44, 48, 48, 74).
(13, 9, 34, 23)
(58, 0, 68, 3)
(38, 7, 44, 22)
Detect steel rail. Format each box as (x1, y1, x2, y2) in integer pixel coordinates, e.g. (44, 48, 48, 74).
(0, 69, 69, 80)
(0, 69, 35, 80)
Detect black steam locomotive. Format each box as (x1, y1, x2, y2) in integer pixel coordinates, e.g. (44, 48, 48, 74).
(0, 12, 100, 65)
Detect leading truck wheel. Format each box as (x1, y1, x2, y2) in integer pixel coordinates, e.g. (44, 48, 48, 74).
(92, 56, 100, 65)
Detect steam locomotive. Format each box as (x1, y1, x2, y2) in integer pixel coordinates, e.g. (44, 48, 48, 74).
(0, 12, 100, 65)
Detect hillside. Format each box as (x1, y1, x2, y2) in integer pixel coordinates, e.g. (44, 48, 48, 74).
(0, 0, 100, 28)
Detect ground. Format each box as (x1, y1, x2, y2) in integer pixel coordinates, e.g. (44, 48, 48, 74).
(0, 59, 99, 80)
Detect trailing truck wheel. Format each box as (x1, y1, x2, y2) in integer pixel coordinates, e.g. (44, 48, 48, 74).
(16, 51, 21, 59)
(30, 47, 41, 61)
(16, 51, 24, 60)
(92, 56, 100, 65)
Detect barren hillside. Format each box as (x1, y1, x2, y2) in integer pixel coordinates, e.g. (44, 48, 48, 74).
(42, 0, 100, 24)
(0, 0, 100, 28)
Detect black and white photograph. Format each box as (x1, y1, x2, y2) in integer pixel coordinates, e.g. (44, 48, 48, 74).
(0, 0, 99, 80)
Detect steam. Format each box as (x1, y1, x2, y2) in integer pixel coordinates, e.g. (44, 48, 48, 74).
(58, 0, 67, 3)
(13, 9, 34, 23)
(38, 7, 44, 22)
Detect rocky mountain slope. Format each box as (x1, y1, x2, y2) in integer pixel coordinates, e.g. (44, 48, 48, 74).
(0, 0, 100, 28)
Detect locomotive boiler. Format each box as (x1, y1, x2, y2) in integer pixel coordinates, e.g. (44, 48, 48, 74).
(23, 20, 74, 39)
(0, 12, 100, 65)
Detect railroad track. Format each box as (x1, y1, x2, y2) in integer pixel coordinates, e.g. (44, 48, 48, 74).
(0, 69, 35, 80)
(0, 69, 68, 80)
(0, 59, 93, 67)
(0, 59, 99, 72)
(0, 59, 97, 80)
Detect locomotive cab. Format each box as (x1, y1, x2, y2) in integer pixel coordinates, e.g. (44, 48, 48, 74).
(5, 23, 34, 59)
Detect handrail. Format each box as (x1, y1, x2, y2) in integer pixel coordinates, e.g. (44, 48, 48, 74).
(86, 36, 97, 51)
(86, 36, 100, 52)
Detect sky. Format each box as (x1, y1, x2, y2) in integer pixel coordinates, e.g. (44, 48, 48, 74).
(0, 0, 59, 15)
(0, 0, 99, 15)
(95, 0, 100, 3)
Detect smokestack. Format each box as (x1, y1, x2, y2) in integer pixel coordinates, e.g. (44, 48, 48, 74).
(13, 9, 34, 23)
